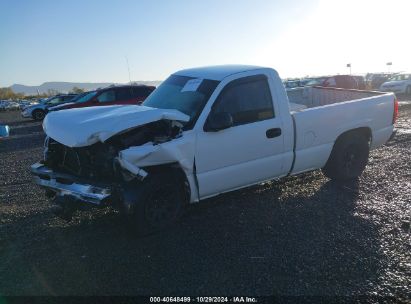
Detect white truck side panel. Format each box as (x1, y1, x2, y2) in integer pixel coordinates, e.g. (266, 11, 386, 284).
(291, 94, 395, 174)
(193, 69, 294, 200)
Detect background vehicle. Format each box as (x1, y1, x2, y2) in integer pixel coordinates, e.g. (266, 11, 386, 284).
(302, 77, 329, 87)
(0, 101, 20, 111)
(379, 73, 411, 95)
(21, 94, 77, 120)
(0, 124, 10, 137)
(32, 65, 397, 235)
(49, 85, 155, 112)
(322, 75, 359, 89)
(366, 73, 395, 90)
(283, 79, 301, 90)
(352, 76, 366, 90)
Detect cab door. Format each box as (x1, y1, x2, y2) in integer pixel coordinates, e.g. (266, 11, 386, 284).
(116, 87, 136, 105)
(195, 74, 288, 199)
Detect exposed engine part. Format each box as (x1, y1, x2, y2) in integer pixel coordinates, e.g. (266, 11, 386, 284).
(43, 119, 183, 182)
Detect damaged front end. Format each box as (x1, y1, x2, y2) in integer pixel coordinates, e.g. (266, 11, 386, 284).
(31, 109, 193, 220)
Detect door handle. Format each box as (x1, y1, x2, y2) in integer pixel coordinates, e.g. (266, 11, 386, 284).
(266, 128, 282, 138)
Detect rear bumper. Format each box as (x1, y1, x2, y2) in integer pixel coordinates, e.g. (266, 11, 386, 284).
(31, 162, 112, 205)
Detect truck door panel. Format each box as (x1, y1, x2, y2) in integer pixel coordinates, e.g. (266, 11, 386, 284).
(195, 74, 287, 198)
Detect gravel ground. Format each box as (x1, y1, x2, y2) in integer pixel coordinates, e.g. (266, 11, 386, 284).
(0, 103, 410, 299)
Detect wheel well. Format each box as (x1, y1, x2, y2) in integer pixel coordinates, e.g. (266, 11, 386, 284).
(324, 127, 372, 169)
(32, 109, 45, 116)
(143, 163, 191, 204)
(335, 127, 372, 146)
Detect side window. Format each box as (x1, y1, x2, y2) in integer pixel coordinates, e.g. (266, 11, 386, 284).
(97, 90, 115, 103)
(132, 86, 154, 98)
(212, 75, 274, 126)
(48, 97, 63, 105)
(116, 88, 132, 101)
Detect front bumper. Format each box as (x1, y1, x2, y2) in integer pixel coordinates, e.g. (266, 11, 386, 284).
(21, 111, 32, 118)
(31, 162, 112, 205)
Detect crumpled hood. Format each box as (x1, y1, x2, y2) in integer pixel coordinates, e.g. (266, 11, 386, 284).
(43, 105, 190, 147)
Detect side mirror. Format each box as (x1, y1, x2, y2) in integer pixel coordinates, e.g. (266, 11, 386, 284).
(205, 112, 233, 132)
(0, 125, 10, 137)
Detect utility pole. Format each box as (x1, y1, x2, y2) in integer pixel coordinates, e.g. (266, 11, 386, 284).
(346, 63, 352, 75)
(386, 62, 392, 74)
(125, 56, 131, 83)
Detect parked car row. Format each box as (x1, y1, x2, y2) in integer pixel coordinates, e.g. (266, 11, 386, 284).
(0, 99, 43, 111)
(0, 101, 20, 111)
(284, 75, 366, 91)
(20, 84, 156, 120)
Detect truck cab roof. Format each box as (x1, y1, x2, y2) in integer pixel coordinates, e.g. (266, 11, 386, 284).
(174, 65, 275, 81)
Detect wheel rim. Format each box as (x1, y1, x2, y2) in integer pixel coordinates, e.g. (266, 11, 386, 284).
(342, 144, 361, 175)
(35, 111, 44, 120)
(144, 183, 180, 228)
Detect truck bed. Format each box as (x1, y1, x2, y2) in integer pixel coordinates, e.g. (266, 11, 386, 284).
(287, 86, 395, 175)
(287, 86, 385, 109)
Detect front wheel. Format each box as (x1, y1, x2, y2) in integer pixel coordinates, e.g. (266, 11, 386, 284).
(322, 133, 370, 181)
(121, 170, 187, 236)
(32, 109, 46, 120)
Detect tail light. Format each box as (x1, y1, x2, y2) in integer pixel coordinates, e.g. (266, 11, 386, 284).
(392, 98, 399, 124)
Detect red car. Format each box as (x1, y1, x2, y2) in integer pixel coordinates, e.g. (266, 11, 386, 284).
(49, 85, 155, 112)
(322, 75, 360, 90)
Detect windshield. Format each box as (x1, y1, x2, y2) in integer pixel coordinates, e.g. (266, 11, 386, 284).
(40, 97, 51, 104)
(47, 96, 64, 105)
(68, 92, 87, 102)
(389, 74, 411, 81)
(76, 91, 97, 103)
(143, 75, 219, 129)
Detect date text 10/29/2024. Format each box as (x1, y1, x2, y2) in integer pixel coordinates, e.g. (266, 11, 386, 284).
(150, 297, 258, 303)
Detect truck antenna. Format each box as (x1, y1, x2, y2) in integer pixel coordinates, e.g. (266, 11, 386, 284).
(125, 56, 131, 83)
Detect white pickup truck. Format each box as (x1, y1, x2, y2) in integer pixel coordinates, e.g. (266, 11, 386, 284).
(31, 65, 398, 235)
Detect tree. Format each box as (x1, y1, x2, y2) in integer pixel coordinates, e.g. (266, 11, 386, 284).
(0, 87, 24, 100)
(47, 89, 60, 96)
(70, 86, 85, 94)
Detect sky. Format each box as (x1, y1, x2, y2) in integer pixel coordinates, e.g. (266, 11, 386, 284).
(0, 0, 410, 87)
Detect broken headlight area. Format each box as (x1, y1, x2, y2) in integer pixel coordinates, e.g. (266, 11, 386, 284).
(42, 119, 183, 182)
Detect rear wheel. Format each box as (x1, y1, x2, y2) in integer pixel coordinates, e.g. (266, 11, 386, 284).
(322, 132, 370, 181)
(121, 170, 186, 236)
(32, 109, 46, 120)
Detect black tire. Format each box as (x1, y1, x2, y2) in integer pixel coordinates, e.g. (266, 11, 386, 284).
(322, 132, 370, 181)
(32, 109, 46, 120)
(121, 170, 187, 236)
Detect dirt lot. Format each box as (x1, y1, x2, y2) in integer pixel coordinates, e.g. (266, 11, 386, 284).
(0, 103, 410, 298)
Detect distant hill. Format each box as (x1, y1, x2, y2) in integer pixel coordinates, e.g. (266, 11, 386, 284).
(10, 81, 162, 95)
